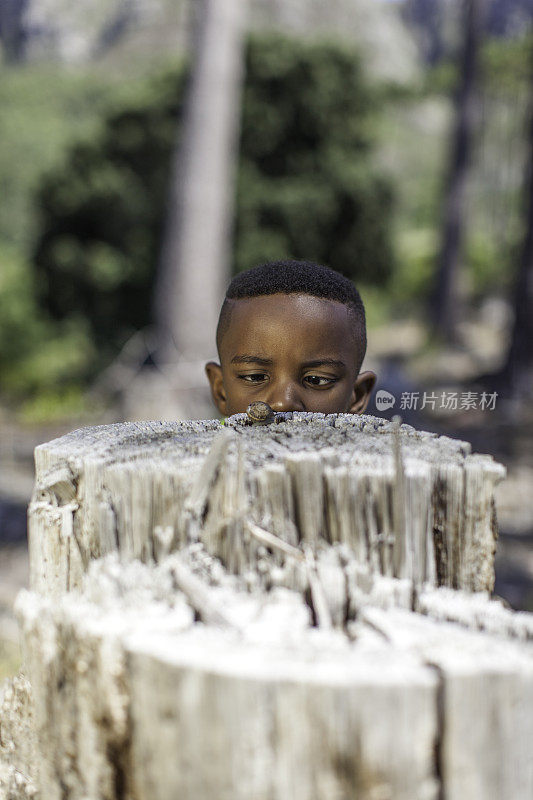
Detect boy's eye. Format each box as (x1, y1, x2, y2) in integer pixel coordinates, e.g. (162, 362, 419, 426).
(303, 375, 337, 387)
(238, 373, 268, 383)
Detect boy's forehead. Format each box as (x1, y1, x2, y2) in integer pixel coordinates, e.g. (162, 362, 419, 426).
(221, 293, 358, 353)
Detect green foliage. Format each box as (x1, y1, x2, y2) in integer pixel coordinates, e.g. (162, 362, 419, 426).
(466, 232, 516, 297)
(391, 228, 438, 307)
(18, 385, 91, 425)
(422, 32, 533, 97)
(33, 67, 186, 361)
(0, 66, 115, 251)
(235, 36, 394, 281)
(32, 34, 395, 367)
(422, 61, 458, 96)
(389, 33, 533, 317)
(0, 244, 95, 401)
(481, 33, 533, 91)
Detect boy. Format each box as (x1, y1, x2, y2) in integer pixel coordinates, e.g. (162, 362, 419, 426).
(205, 259, 376, 416)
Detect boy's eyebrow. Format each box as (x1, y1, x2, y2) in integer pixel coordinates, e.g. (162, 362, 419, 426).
(302, 359, 346, 370)
(230, 355, 273, 365)
(230, 355, 347, 370)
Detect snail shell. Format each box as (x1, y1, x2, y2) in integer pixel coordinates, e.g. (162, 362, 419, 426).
(246, 401, 274, 424)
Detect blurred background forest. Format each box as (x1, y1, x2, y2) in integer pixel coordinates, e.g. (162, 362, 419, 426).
(1, 0, 533, 677)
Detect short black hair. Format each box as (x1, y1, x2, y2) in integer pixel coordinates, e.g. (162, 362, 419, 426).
(216, 259, 367, 369)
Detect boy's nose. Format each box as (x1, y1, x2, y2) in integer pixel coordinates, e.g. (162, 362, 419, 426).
(265, 381, 305, 412)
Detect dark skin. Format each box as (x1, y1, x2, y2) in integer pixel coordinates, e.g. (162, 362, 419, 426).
(205, 293, 376, 416)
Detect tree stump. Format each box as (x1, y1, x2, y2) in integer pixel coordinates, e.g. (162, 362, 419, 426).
(2, 413, 533, 800)
(28, 413, 503, 597)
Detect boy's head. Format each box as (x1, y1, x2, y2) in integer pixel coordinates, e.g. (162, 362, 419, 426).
(205, 259, 376, 416)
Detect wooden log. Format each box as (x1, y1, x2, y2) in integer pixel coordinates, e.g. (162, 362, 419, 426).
(0, 674, 37, 800)
(27, 414, 504, 597)
(357, 606, 533, 800)
(14, 550, 533, 800)
(10, 412, 532, 800)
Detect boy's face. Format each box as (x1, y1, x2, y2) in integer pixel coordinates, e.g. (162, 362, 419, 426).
(205, 293, 376, 416)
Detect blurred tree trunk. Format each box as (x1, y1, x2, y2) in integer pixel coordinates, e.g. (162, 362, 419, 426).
(431, 0, 486, 342)
(0, 0, 28, 63)
(503, 49, 533, 400)
(154, 0, 248, 364)
(403, 0, 446, 65)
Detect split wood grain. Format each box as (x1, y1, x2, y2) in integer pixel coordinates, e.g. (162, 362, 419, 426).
(28, 414, 505, 598)
(12, 554, 533, 800)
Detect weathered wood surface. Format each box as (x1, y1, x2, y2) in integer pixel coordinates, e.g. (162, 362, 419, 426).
(0, 674, 36, 799)
(28, 414, 505, 597)
(13, 550, 533, 800)
(5, 412, 533, 800)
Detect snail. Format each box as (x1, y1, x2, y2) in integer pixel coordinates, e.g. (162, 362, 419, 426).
(246, 401, 275, 424)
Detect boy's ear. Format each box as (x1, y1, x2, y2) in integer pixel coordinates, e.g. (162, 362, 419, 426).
(349, 370, 376, 414)
(205, 361, 228, 415)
